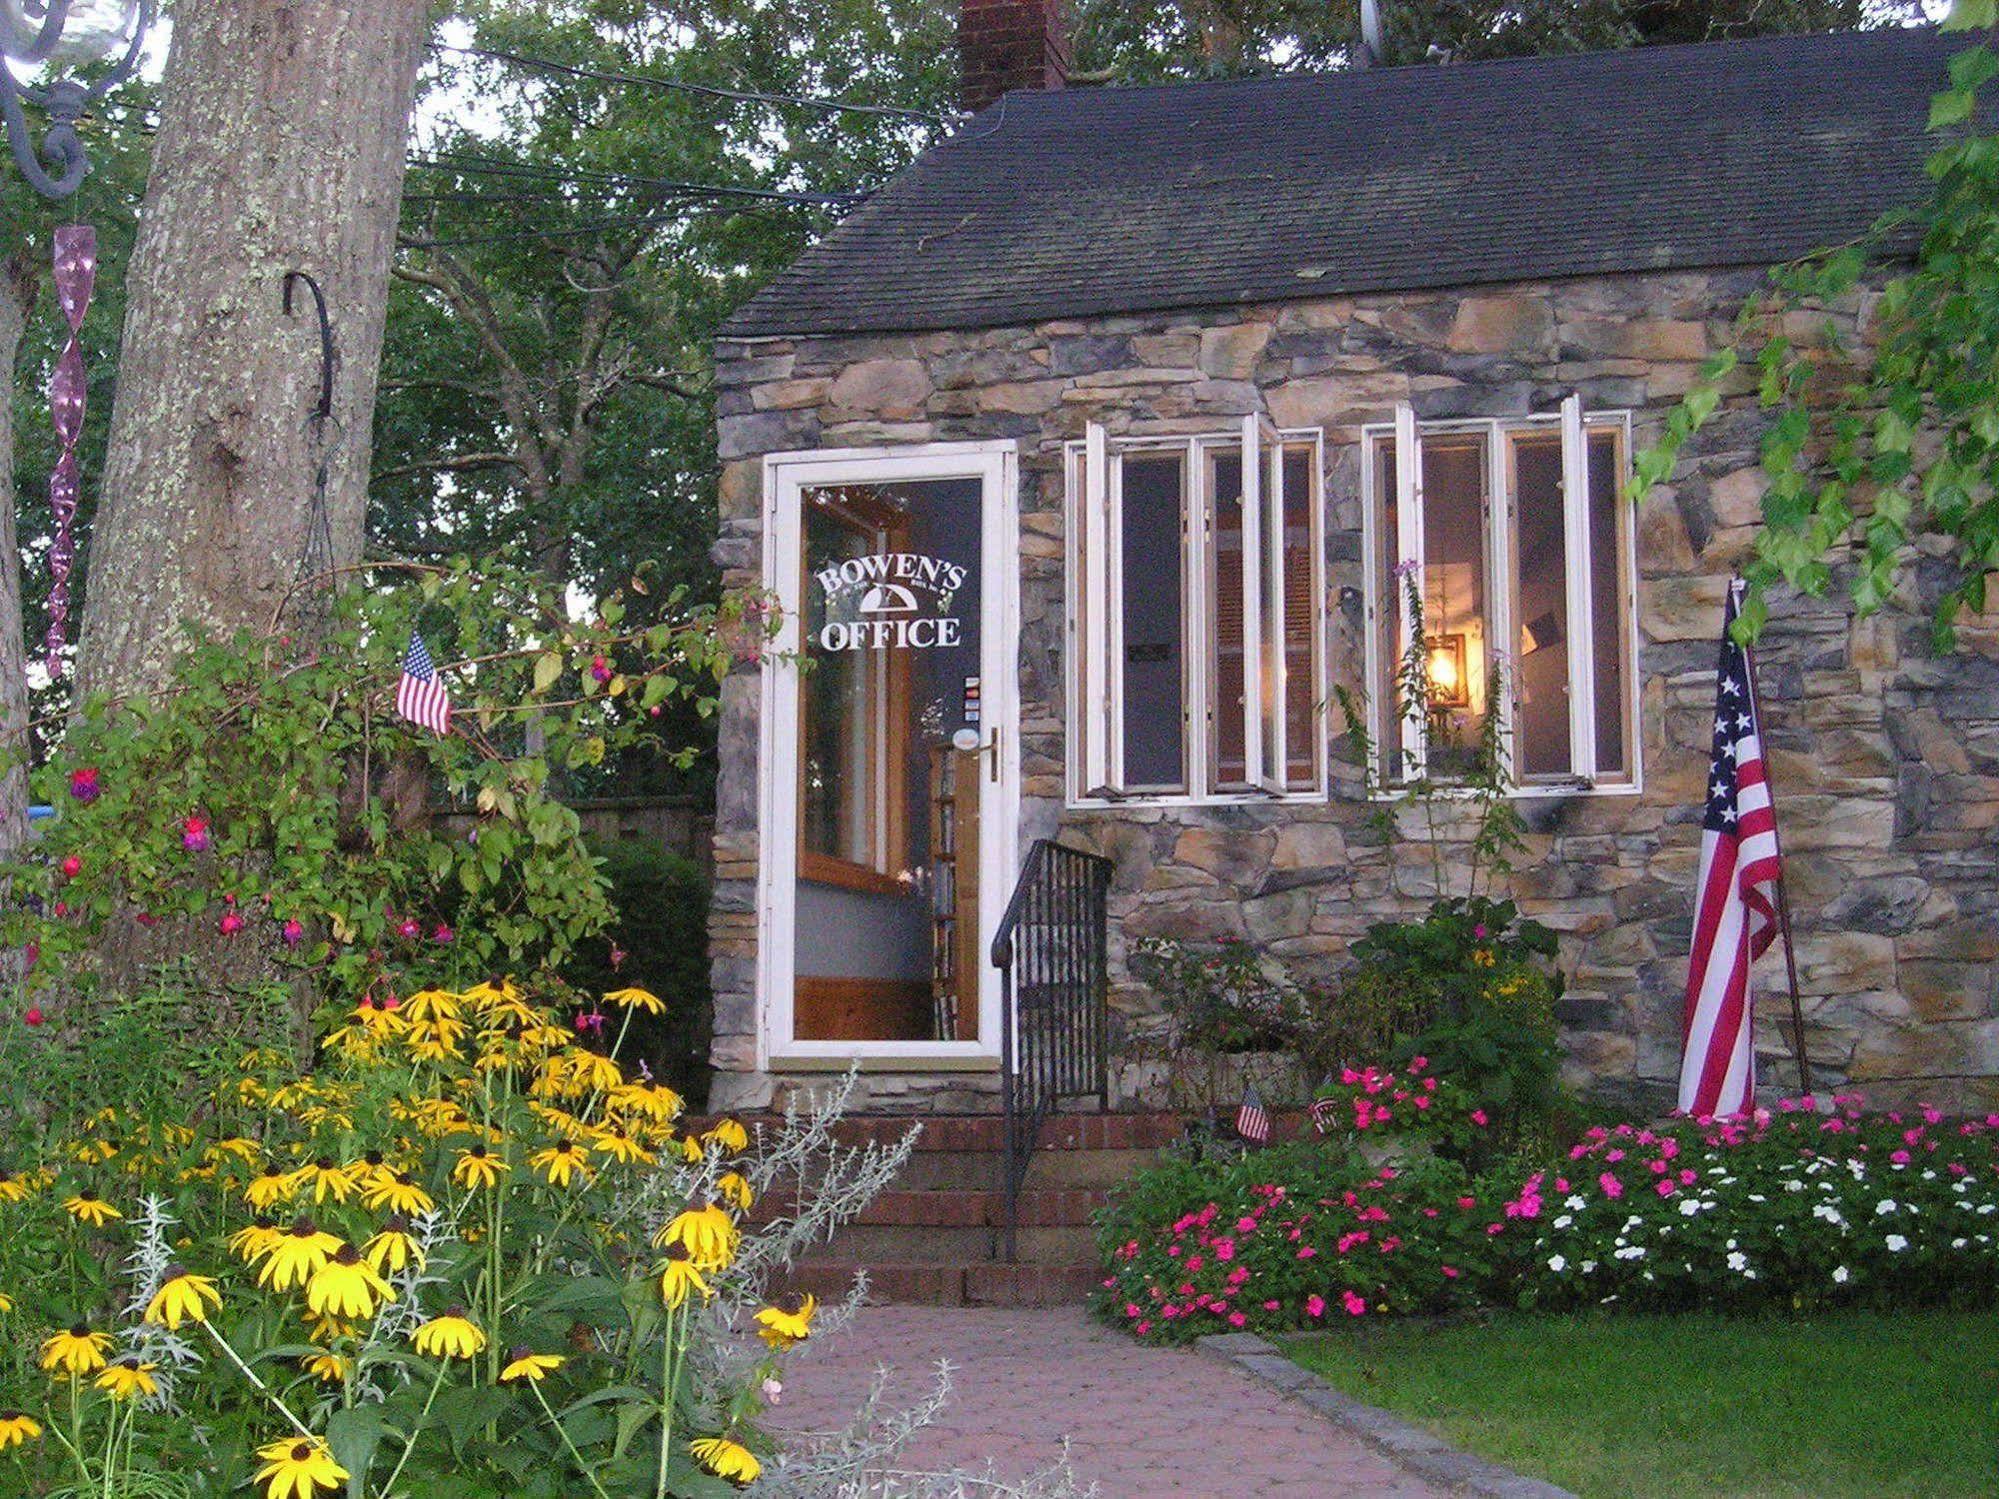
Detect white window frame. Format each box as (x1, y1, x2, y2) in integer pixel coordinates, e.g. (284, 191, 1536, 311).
(1359, 403, 1641, 799)
(1066, 424, 1327, 808)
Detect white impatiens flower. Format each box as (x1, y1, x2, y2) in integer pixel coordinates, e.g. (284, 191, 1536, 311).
(1726, 1251, 1748, 1273)
(1614, 1245, 1646, 1261)
(1678, 1199, 1702, 1218)
(1548, 1255, 1568, 1273)
(1876, 1199, 1899, 1216)
(1581, 1259, 1597, 1274)
(1564, 1196, 1586, 1211)
(1812, 1203, 1844, 1224)
(1553, 1215, 1574, 1229)
(1783, 1179, 1806, 1193)
(1885, 1234, 1909, 1252)
(1832, 1265, 1850, 1284)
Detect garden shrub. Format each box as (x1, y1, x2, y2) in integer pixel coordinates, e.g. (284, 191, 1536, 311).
(560, 837, 713, 1106)
(1093, 1138, 1512, 1344)
(0, 974, 899, 1497)
(1514, 1097, 1999, 1313)
(1096, 1088, 1999, 1343)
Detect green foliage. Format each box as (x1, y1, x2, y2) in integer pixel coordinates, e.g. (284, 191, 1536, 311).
(1127, 936, 1294, 1054)
(4, 555, 762, 1009)
(1631, 19, 1999, 649)
(561, 838, 714, 1105)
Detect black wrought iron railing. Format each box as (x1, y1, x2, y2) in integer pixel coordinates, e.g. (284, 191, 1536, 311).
(991, 838, 1112, 1262)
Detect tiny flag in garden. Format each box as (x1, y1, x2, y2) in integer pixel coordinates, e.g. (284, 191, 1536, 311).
(1236, 1082, 1271, 1144)
(396, 631, 452, 737)
(1679, 580, 1782, 1118)
(1307, 1086, 1340, 1135)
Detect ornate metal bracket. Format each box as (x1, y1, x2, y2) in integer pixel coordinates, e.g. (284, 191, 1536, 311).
(0, 0, 153, 200)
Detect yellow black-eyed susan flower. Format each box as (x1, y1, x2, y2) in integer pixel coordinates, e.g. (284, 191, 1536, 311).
(0, 1169, 32, 1204)
(411, 1309, 486, 1360)
(703, 1117, 750, 1155)
(94, 1359, 159, 1401)
(716, 1171, 754, 1213)
(292, 1157, 355, 1205)
(690, 1435, 761, 1487)
(254, 1434, 349, 1499)
(498, 1348, 565, 1384)
(144, 1267, 222, 1330)
(62, 1190, 121, 1227)
(244, 1169, 298, 1212)
(363, 1217, 422, 1276)
(302, 1349, 350, 1383)
(40, 1324, 112, 1376)
(229, 1218, 283, 1265)
(528, 1140, 593, 1189)
(653, 1202, 738, 1270)
(258, 1220, 342, 1292)
(610, 1079, 684, 1124)
(0, 1411, 40, 1451)
(300, 1310, 361, 1345)
(603, 985, 665, 1015)
(657, 1240, 710, 1310)
(591, 1128, 655, 1167)
(361, 1171, 434, 1217)
(401, 988, 464, 1022)
(450, 1145, 507, 1190)
(753, 1292, 817, 1350)
(305, 1244, 395, 1320)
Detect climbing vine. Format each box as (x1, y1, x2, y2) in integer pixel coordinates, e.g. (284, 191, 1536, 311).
(4, 554, 771, 1010)
(1633, 7, 1999, 648)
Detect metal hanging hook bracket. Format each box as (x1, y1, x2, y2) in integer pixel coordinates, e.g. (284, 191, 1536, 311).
(282, 270, 336, 422)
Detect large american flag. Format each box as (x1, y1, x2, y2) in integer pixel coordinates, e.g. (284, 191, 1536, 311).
(396, 631, 452, 737)
(1679, 580, 1782, 1118)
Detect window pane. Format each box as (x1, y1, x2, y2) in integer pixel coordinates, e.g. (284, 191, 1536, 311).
(1120, 454, 1186, 791)
(1372, 438, 1404, 784)
(1589, 430, 1630, 778)
(802, 496, 884, 866)
(1512, 433, 1572, 780)
(1282, 446, 1317, 787)
(1421, 437, 1490, 779)
(1208, 449, 1249, 791)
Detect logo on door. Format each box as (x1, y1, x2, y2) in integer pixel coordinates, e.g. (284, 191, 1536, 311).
(816, 553, 966, 651)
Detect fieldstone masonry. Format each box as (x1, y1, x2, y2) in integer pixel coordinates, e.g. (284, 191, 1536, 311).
(708, 271, 1999, 1115)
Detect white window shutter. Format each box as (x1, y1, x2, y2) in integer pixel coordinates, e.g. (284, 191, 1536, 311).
(1256, 424, 1289, 793)
(1392, 402, 1424, 779)
(1237, 414, 1265, 790)
(1082, 422, 1113, 793)
(1560, 394, 1599, 785)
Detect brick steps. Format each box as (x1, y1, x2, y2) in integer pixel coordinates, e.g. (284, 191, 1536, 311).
(724, 1112, 1174, 1306)
(792, 1261, 1106, 1308)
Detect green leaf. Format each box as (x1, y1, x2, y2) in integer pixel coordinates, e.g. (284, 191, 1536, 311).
(327, 1405, 388, 1496)
(1943, 0, 1996, 33)
(533, 651, 563, 693)
(1931, 86, 1977, 131)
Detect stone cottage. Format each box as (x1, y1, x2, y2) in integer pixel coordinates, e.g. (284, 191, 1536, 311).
(705, 11, 1999, 1117)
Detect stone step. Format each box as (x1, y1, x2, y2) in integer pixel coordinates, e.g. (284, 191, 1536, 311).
(802, 1221, 1098, 1266)
(791, 1261, 1105, 1308)
(753, 1187, 1106, 1230)
(688, 1111, 1188, 1153)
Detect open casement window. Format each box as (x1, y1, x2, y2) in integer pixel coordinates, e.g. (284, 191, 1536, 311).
(1070, 422, 1323, 803)
(1369, 399, 1636, 792)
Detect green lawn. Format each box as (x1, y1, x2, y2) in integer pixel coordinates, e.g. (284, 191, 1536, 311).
(1287, 1311, 1999, 1499)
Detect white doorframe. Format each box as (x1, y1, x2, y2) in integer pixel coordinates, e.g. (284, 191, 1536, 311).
(756, 440, 1021, 1068)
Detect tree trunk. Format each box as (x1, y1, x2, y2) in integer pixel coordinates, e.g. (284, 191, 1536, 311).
(78, 0, 432, 698)
(0, 253, 36, 859)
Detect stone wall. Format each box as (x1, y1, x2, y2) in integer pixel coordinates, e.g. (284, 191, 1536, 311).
(708, 271, 1999, 1115)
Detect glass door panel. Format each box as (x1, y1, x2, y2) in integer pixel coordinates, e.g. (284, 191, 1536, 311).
(793, 478, 985, 1043)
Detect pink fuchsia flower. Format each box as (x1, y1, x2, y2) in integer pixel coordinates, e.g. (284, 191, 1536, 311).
(68, 767, 99, 802)
(398, 918, 421, 940)
(281, 919, 305, 948)
(591, 654, 612, 683)
(1456, 1196, 1477, 1210)
(58, 855, 80, 879)
(1472, 924, 1488, 939)
(52, 901, 68, 918)
(1305, 1294, 1327, 1318)
(218, 911, 245, 936)
(1442, 1265, 1460, 1279)
(181, 816, 211, 852)
(432, 923, 454, 944)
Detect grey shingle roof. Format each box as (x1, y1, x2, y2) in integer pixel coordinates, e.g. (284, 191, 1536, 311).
(722, 26, 1963, 340)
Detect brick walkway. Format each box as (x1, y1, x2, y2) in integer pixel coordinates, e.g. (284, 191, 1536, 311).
(769, 1305, 1446, 1497)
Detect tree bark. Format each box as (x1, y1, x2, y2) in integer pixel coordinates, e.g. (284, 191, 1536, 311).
(78, 0, 433, 698)
(0, 252, 36, 859)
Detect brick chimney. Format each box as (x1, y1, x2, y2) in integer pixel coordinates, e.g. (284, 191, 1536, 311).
(959, 0, 1070, 113)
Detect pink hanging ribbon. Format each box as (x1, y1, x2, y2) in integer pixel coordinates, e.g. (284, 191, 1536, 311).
(45, 223, 97, 678)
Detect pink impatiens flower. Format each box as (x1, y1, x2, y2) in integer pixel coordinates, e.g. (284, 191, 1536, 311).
(1341, 1290, 1367, 1316)
(1305, 1294, 1326, 1318)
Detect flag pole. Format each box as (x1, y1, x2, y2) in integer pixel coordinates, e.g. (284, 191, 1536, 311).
(1734, 578, 1813, 1095)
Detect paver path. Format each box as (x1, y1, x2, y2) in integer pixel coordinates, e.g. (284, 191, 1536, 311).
(769, 1305, 1446, 1497)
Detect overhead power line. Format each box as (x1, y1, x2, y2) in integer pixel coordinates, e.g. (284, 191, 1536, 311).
(405, 150, 865, 209)
(433, 41, 947, 125)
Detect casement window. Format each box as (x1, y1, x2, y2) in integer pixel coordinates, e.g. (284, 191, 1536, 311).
(1067, 421, 1325, 804)
(1363, 398, 1637, 793)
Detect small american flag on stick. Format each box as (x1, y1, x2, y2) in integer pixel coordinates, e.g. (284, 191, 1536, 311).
(1679, 580, 1782, 1118)
(396, 631, 452, 737)
(1235, 1082, 1271, 1145)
